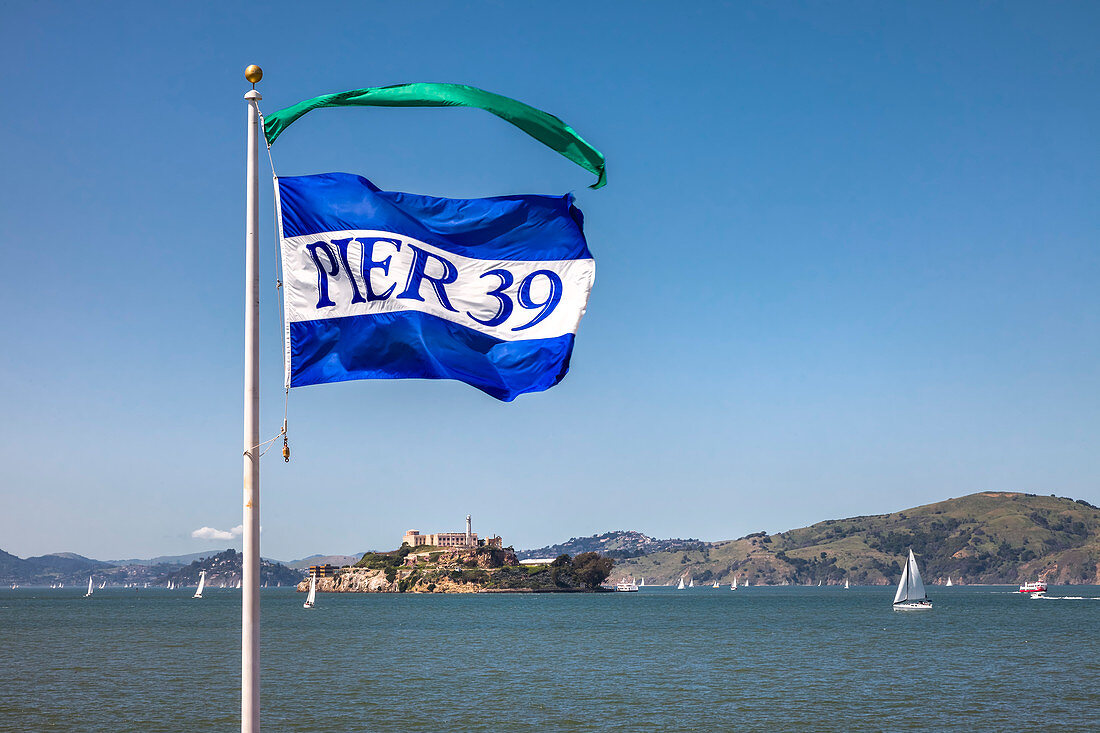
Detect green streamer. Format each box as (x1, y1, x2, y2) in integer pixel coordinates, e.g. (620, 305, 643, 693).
(263, 82, 606, 189)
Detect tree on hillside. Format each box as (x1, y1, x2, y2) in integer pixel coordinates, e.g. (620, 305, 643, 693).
(571, 552, 614, 589)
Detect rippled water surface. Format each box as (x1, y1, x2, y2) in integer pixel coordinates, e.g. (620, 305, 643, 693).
(1, 586, 1098, 731)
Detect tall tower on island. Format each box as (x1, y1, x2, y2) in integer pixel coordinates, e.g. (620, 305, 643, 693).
(466, 514, 473, 547)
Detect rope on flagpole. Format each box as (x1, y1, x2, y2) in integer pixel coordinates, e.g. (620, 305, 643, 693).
(255, 105, 292, 463)
(245, 424, 286, 458)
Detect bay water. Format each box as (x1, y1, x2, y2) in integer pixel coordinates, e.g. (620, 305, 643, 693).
(2, 586, 1098, 731)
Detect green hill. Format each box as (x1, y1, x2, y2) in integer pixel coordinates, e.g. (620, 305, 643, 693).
(613, 492, 1100, 586)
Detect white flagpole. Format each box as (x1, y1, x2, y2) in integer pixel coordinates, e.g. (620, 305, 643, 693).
(242, 64, 263, 733)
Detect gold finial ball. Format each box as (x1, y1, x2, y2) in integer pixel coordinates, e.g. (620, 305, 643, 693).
(244, 65, 263, 84)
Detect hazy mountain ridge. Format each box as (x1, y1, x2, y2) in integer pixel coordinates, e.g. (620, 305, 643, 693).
(0, 547, 303, 587)
(285, 554, 362, 570)
(611, 493, 1100, 586)
(106, 551, 215, 567)
(1, 551, 114, 584)
(517, 530, 706, 560)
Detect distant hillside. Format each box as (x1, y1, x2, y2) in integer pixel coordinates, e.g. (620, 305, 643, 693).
(613, 493, 1100, 586)
(285, 554, 361, 570)
(106, 551, 213, 567)
(518, 531, 705, 560)
(164, 549, 303, 588)
(0, 547, 304, 587)
(0, 551, 113, 584)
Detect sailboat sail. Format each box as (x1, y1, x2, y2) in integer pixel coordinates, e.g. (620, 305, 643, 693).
(893, 549, 927, 604)
(893, 558, 910, 604)
(304, 575, 317, 608)
(906, 550, 926, 601)
(85, 577, 94, 597)
(677, 577, 685, 590)
(194, 570, 206, 599)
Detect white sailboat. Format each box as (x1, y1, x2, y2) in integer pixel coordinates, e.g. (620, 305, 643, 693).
(193, 570, 206, 599)
(892, 549, 932, 611)
(99, 581, 106, 589)
(946, 577, 953, 587)
(712, 581, 720, 589)
(639, 577, 644, 587)
(236, 580, 242, 590)
(688, 578, 694, 588)
(84, 577, 94, 598)
(677, 576, 686, 590)
(303, 575, 317, 609)
(730, 576, 738, 591)
(844, 578, 850, 589)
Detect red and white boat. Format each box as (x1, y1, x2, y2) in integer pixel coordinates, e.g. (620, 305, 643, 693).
(1018, 580, 1047, 594)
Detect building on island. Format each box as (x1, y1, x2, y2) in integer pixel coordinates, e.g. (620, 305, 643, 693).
(403, 514, 503, 550)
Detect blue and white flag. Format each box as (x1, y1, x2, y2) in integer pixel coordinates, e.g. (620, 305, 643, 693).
(276, 173, 595, 401)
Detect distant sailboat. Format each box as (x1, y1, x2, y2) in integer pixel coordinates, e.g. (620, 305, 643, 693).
(946, 577, 953, 587)
(639, 577, 644, 587)
(730, 576, 738, 591)
(818, 580, 822, 587)
(99, 581, 106, 589)
(193, 570, 206, 599)
(688, 578, 694, 588)
(84, 577, 94, 598)
(712, 581, 720, 589)
(892, 549, 932, 611)
(236, 580, 242, 589)
(844, 578, 850, 590)
(303, 575, 317, 609)
(677, 577, 686, 590)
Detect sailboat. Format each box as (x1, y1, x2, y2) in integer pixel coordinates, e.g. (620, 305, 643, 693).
(84, 577, 94, 598)
(688, 578, 694, 588)
(236, 580, 242, 589)
(946, 577, 953, 587)
(892, 549, 932, 611)
(303, 575, 317, 609)
(730, 576, 737, 591)
(639, 577, 644, 587)
(193, 570, 206, 599)
(677, 577, 686, 590)
(844, 578, 850, 589)
(99, 581, 106, 589)
(712, 581, 720, 589)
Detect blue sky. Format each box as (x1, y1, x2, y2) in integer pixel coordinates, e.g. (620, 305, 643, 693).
(1, 1, 1097, 561)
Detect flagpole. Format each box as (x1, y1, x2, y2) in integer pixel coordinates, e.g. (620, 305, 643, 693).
(242, 64, 263, 733)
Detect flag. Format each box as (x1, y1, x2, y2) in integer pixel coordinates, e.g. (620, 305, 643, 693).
(276, 173, 596, 401)
(264, 83, 606, 189)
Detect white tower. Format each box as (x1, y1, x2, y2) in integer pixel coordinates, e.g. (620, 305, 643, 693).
(466, 514, 473, 547)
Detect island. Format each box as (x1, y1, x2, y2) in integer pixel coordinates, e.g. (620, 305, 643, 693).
(297, 544, 614, 593)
